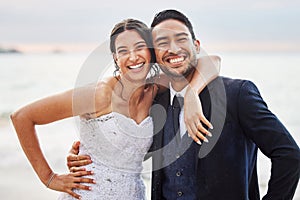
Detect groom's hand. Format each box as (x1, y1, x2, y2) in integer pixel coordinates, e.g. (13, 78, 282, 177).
(67, 141, 93, 172)
(65, 141, 96, 193)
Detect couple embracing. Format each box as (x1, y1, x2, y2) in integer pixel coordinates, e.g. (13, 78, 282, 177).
(11, 9, 300, 200)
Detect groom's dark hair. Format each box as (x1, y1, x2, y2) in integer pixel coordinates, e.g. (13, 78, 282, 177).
(150, 9, 196, 40)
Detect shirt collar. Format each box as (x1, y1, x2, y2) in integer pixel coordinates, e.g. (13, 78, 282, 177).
(169, 82, 188, 106)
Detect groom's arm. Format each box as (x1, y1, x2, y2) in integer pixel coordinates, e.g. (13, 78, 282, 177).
(238, 81, 300, 199)
(67, 141, 93, 173)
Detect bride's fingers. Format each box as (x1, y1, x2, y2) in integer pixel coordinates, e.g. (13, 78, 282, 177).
(73, 182, 93, 190)
(186, 119, 210, 144)
(187, 126, 202, 145)
(73, 177, 96, 184)
(196, 123, 212, 137)
(187, 120, 199, 137)
(67, 188, 82, 200)
(195, 131, 209, 143)
(199, 115, 213, 130)
(72, 170, 94, 177)
(70, 171, 96, 185)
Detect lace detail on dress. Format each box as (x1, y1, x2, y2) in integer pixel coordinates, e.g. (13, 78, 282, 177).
(58, 112, 153, 200)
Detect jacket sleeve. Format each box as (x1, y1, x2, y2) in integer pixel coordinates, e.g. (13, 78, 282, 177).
(238, 80, 300, 200)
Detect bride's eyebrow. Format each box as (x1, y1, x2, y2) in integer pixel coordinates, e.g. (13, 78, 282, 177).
(116, 46, 127, 50)
(134, 41, 147, 46)
(116, 41, 147, 50)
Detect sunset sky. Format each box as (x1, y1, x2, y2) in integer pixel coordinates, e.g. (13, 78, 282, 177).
(1, 0, 299, 52)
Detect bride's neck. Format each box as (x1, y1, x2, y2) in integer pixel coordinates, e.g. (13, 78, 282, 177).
(115, 75, 146, 102)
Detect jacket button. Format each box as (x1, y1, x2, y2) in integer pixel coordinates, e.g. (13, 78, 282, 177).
(177, 191, 183, 196)
(176, 171, 181, 177)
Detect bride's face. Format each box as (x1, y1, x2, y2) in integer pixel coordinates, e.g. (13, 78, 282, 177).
(113, 30, 151, 82)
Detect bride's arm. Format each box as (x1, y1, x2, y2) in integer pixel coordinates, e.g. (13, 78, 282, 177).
(189, 55, 220, 93)
(10, 84, 107, 199)
(184, 55, 221, 144)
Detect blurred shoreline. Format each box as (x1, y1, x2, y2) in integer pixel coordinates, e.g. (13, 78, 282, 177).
(1, 41, 300, 55)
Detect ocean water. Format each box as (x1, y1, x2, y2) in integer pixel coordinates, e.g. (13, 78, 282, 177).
(0, 51, 299, 199)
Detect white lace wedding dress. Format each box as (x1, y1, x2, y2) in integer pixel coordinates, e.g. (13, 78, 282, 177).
(58, 112, 153, 200)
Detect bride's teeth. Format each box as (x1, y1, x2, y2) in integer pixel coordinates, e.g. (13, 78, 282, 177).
(170, 57, 184, 64)
(129, 63, 143, 69)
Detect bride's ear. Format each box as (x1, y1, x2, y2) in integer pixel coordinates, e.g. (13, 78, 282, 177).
(113, 53, 118, 63)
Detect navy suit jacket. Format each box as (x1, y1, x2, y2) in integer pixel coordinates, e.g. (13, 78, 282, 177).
(148, 77, 300, 200)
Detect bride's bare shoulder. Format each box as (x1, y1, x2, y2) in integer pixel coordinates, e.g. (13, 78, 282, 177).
(96, 76, 116, 94)
(94, 76, 118, 105)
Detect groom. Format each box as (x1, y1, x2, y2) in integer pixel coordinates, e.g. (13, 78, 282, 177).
(68, 9, 300, 199)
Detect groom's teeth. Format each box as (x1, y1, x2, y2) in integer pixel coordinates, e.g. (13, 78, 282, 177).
(128, 63, 143, 69)
(169, 57, 184, 64)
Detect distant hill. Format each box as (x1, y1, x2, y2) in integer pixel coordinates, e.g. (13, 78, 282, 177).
(0, 47, 22, 54)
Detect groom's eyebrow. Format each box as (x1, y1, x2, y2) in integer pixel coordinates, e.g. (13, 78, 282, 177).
(154, 32, 189, 43)
(175, 32, 189, 38)
(154, 36, 168, 43)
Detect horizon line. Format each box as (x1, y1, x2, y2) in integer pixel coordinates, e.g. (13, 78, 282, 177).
(1, 42, 300, 54)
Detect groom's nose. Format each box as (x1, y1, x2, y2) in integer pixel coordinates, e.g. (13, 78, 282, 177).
(167, 40, 181, 54)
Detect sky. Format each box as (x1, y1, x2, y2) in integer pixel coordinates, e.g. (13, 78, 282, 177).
(1, 0, 300, 52)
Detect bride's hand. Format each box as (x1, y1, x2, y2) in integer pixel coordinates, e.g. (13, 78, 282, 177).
(184, 87, 213, 145)
(46, 171, 95, 199)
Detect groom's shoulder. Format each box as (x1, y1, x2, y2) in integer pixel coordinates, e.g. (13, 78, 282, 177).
(217, 76, 247, 86)
(214, 76, 256, 90)
(210, 76, 260, 99)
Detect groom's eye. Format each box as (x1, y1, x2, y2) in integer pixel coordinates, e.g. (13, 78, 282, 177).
(157, 42, 168, 47)
(178, 38, 187, 42)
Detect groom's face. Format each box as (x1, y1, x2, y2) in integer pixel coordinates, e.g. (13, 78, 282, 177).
(151, 19, 200, 79)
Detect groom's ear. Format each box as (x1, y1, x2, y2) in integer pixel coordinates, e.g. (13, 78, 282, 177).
(194, 39, 200, 53)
